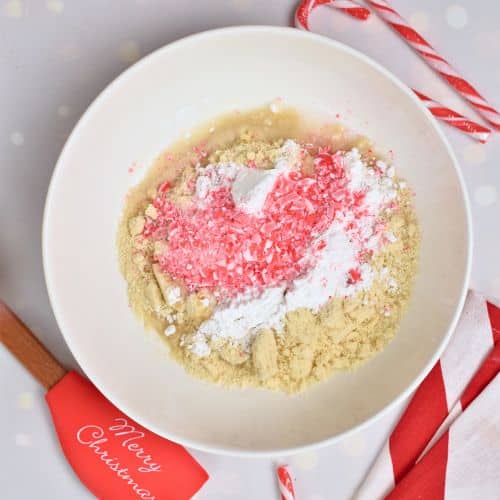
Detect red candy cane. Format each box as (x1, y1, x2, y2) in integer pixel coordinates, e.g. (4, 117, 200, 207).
(295, 0, 370, 29)
(366, 0, 500, 130)
(277, 465, 296, 500)
(294, 0, 492, 143)
(413, 90, 490, 143)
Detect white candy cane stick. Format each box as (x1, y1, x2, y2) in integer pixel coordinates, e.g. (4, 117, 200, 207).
(277, 465, 296, 500)
(413, 90, 491, 143)
(295, 0, 370, 30)
(294, 0, 492, 142)
(366, 0, 500, 130)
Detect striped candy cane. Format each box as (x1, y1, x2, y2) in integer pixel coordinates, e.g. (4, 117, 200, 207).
(366, 0, 500, 130)
(413, 90, 490, 143)
(277, 465, 296, 500)
(294, 0, 492, 142)
(295, 0, 370, 30)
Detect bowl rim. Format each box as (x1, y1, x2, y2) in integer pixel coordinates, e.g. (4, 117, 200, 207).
(42, 25, 472, 457)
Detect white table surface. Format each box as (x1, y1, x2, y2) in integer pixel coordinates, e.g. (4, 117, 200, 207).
(1, 1, 499, 498)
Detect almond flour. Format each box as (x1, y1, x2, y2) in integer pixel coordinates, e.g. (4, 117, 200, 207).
(117, 107, 419, 393)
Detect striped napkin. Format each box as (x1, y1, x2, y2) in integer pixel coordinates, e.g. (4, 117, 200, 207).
(355, 291, 500, 499)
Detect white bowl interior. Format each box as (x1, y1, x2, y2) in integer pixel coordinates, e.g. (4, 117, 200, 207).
(43, 27, 470, 454)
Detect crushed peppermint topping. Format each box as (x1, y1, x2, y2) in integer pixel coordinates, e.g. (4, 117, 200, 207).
(146, 147, 380, 296)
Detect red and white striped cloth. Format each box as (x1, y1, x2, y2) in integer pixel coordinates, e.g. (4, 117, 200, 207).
(355, 291, 500, 499)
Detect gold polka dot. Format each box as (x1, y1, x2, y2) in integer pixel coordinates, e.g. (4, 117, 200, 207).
(118, 40, 141, 64)
(46, 0, 63, 14)
(17, 392, 34, 410)
(463, 143, 486, 166)
(3, 0, 23, 18)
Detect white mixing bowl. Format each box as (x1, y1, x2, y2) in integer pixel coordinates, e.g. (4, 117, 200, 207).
(43, 26, 471, 456)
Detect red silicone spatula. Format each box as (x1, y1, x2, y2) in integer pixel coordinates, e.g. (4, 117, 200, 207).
(0, 300, 208, 500)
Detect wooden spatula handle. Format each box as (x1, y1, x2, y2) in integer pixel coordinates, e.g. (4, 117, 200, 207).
(0, 300, 67, 389)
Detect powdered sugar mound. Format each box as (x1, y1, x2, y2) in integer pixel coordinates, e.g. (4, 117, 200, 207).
(231, 167, 285, 215)
(191, 287, 287, 356)
(285, 220, 374, 311)
(197, 140, 301, 215)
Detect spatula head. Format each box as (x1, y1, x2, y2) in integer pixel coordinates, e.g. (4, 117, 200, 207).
(46, 371, 208, 499)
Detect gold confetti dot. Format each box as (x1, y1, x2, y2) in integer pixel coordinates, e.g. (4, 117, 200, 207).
(118, 40, 141, 64)
(17, 392, 34, 410)
(46, 0, 63, 13)
(3, 0, 23, 18)
(2, 0, 24, 19)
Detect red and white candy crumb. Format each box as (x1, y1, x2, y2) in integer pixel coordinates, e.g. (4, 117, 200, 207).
(142, 141, 400, 356)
